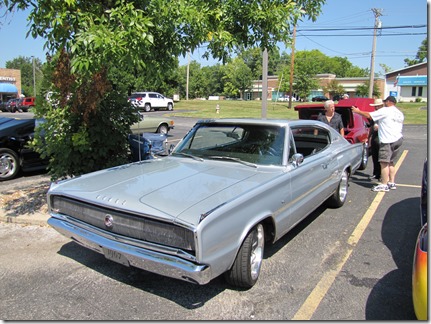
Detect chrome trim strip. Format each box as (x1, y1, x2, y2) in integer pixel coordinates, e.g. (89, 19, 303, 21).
(48, 216, 212, 285)
(50, 212, 198, 262)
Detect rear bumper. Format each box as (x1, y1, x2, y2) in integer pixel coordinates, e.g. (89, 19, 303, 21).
(48, 216, 212, 285)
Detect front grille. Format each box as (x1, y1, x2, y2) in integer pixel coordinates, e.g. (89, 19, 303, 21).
(51, 196, 195, 252)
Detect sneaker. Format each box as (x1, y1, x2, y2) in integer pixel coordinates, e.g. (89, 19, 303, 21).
(372, 184, 389, 192)
(387, 182, 397, 190)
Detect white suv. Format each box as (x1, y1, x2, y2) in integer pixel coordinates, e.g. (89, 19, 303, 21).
(129, 92, 174, 112)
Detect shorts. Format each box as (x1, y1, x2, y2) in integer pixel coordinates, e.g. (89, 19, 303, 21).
(378, 137, 403, 163)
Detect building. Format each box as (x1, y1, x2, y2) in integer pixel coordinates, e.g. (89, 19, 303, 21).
(247, 74, 386, 101)
(385, 62, 427, 102)
(0, 68, 22, 102)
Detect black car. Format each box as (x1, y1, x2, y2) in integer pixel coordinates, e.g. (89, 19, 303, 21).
(312, 95, 330, 102)
(0, 117, 48, 180)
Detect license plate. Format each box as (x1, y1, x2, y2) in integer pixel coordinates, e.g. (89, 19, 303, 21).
(103, 248, 130, 267)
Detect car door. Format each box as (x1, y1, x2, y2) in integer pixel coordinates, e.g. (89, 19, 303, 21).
(284, 126, 336, 229)
(148, 93, 162, 108)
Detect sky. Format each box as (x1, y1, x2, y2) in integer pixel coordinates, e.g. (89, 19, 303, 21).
(0, 0, 428, 75)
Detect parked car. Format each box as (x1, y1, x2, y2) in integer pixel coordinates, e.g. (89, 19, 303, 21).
(17, 97, 36, 112)
(47, 118, 363, 288)
(0, 100, 7, 112)
(412, 159, 427, 320)
(0, 117, 48, 181)
(0, 115, 172, 181)
(311, 95, 329, 102)
(130, 113, 174, 135)
(277, 96, 296, 102)
(128, 92, 174, 112)
(294, 98, 375, 170)
(5, 98, 20, 112)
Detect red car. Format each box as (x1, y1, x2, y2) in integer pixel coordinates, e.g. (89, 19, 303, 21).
(18, 97, 36, 112)
(294, 98, 375, 170)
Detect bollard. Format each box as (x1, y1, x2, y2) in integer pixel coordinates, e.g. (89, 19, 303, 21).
(216, 104, 220, 114)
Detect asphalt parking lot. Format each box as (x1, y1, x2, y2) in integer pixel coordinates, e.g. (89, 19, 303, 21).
(0, 111, 427, 320)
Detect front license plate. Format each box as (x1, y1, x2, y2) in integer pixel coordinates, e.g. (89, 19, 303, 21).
(103, 248, 130, 267)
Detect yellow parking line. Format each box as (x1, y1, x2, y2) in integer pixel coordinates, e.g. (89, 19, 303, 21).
(292, 150, 409, 320)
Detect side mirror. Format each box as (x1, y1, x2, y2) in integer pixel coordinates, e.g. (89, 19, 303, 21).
(291, 153, 304, 167)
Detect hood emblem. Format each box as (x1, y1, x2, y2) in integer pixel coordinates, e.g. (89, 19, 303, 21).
(104, 214, 114, 229)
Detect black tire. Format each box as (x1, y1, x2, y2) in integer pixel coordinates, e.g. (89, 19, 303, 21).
(326, 169, 349, 208)
(225, 223, 265, 288)
(144, 103, 151, 112)
(156, 124, 169, 134)
(167, 103, 173, 111)
(358, 144, 368, 170)
(0, 148, 20, 181)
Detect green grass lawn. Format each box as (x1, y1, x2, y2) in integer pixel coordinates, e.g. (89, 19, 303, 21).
(170, 100, 428, 124)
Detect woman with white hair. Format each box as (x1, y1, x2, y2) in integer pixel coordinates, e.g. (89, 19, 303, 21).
(317, 100, 345, 136)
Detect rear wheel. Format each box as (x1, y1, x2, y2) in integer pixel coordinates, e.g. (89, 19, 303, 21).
(225, 223, 265, 288)
(358, 144, 368, 170)
(167, 103, 173, 111)
(0, 148, 20, 181)
(326, 169, 349, 208)
(144, 103, 151, 112)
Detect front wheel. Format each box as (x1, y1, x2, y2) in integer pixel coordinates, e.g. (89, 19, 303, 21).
(0, 148, 20, 181)
(224, 223, 265, 288)
(157, 124, 169, 134)
(326, 169, 349, 208)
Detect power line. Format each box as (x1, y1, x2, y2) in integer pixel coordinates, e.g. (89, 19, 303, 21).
(297, 32, 426, 37)
(297, 24, 426, 31)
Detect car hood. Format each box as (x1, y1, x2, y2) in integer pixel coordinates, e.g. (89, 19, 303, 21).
(49, 157, 281, 226)
(0, 117, 35, 137)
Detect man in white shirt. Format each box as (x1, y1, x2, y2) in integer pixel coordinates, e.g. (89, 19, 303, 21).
(351, 96, 404, 192)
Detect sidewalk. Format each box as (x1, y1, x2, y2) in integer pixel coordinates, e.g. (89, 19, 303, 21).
(0, 207, 49, 226)
(0, 181, 51, 227)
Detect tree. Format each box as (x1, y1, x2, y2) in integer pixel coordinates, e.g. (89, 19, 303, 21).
(222, 57, 253, 99)
(6, 56, 44, 97)
(323, 79, 345, 100)
(355, 80, 381, 98)
(404, 38, 427, 66)
(3, 0, 326, 180)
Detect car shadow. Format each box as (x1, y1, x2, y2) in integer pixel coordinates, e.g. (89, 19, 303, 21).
(265, 204, 326, 258)
(56, 205, 328, 308)
(364, 197, 420, 320)
(57, 241, 229, 309)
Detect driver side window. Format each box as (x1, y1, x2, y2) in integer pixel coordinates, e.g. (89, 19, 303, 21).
(291, 126, 330, 157)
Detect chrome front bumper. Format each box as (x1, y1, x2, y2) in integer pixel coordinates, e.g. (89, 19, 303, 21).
(48, 216, 212, 285)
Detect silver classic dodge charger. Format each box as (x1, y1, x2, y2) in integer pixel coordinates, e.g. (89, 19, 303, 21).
(47, 118, 363, 288)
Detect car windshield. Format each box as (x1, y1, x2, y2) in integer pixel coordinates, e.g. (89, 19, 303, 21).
(173, 123, 285, 166)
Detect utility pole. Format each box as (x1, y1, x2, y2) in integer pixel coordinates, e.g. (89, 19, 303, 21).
(186, 50, 190, 100)
(31, 56, 36, 97)
(369, 8, 382, 98)
(288, 24, 296, 109)
(261, 48, 268, 119)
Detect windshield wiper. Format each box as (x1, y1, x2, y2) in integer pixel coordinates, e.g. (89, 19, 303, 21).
(207, 155, 258, 168)
(173, 152, 204, 162)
